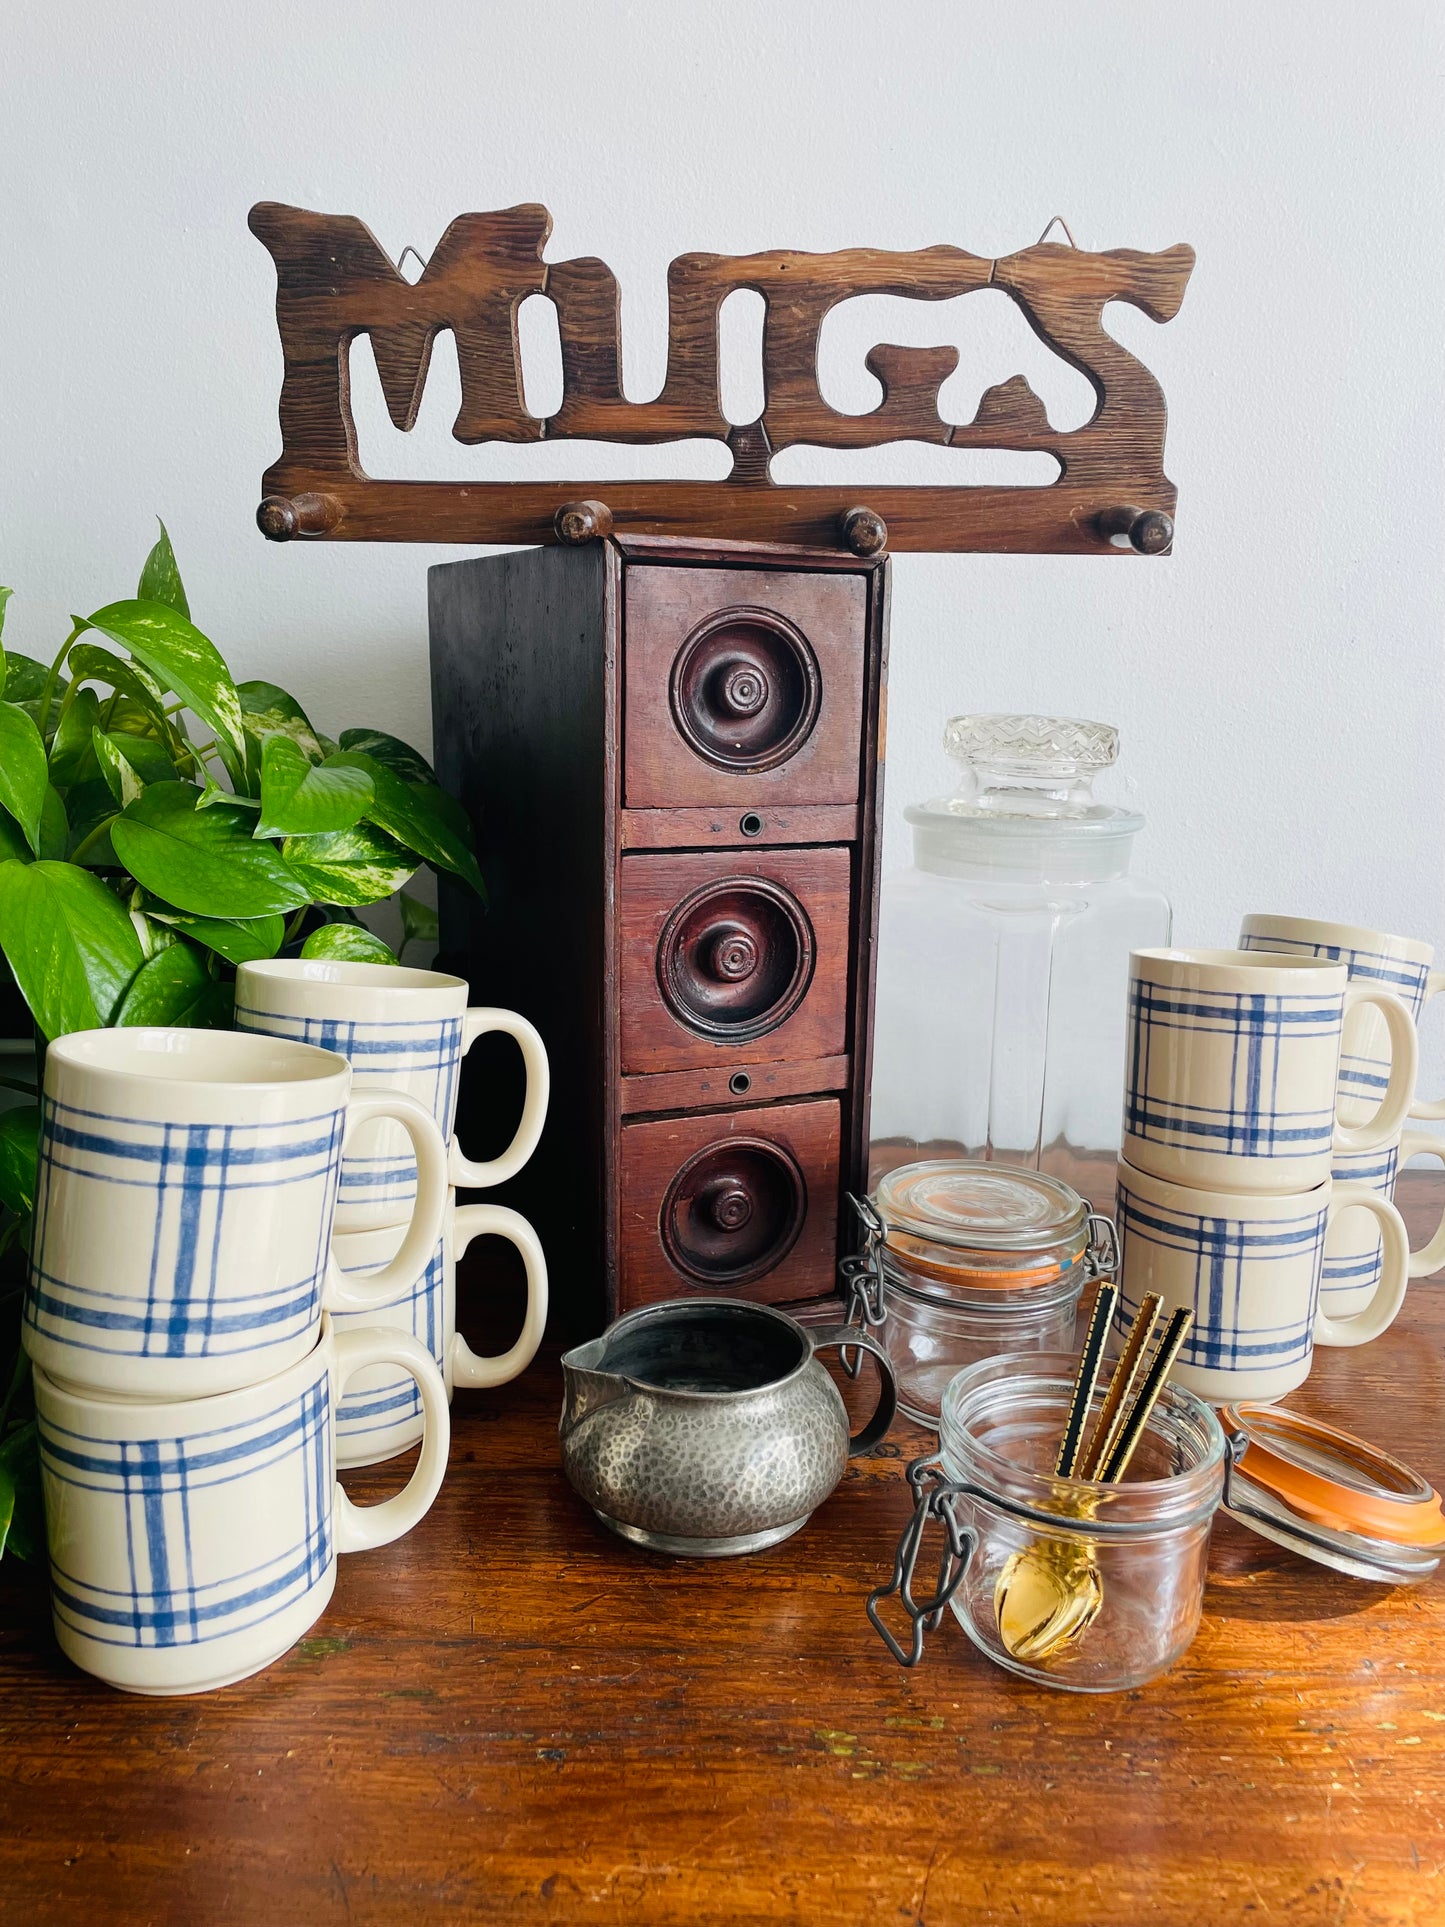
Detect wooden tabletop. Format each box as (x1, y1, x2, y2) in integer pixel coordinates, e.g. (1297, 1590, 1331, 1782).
(4, 1176, 1444, 1927)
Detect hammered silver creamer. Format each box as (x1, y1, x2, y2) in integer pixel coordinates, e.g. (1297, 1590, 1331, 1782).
(560, 1299, 897, 1556)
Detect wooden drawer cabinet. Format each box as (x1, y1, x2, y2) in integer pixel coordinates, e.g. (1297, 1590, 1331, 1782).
(623, 565, 867, 807)
(618, 846, 852, 1073)
(431, 536, 888, 1335)
(618, 1099, 842, 1307)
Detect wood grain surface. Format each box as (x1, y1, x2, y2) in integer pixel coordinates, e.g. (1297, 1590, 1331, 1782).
(5, 1176, 1442, 1927)
(249, 202, 1192, 552)
(617, 1094, 842, 1308)
(622, 564, 866, 808)
(617, 845, 852, 1073)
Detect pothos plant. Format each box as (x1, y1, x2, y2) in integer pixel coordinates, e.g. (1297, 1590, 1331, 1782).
(0, 523, 483, 1564)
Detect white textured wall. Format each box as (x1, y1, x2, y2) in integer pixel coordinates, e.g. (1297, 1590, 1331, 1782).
(4, 2, 1442, 1096)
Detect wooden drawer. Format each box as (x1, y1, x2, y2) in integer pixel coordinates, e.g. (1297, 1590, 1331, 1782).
(618, 846, 852, 1074)
(617, 1097, 842, 1308)
(623, 565, 867, 807)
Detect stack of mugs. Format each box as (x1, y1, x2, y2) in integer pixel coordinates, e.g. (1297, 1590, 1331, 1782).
(23, 963, 551, 1697)
(1114, 930, 1434, 1406)
(1238, 917, 1445, 1322)
(24, 1025, 457, 1695)
(232, 960, 550, 1470)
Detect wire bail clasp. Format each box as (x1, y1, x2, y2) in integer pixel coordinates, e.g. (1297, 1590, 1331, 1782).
(866, 1454, 975, 1667)
(838, 1191, 889, 1378)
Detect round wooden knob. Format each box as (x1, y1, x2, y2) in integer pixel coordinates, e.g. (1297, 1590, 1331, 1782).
(554, 499, 614, 545)
(671, 611, 820, 773)
(703, 1181, 754, 1233)
(1128, 509, 1174, 555)
(720, 663, 769, 717)
(1095, 505, 1174, 555)
(256, 492, 342, 542)
(657, 878, 814, 1041)
(706, 926, 759, 983)
(661, 1136, 807, 1285)
(257, 496, 298, 541)
(839, 505, 888, 556)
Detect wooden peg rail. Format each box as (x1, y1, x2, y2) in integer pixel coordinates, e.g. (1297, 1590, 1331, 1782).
(250, 201, 1194, 553)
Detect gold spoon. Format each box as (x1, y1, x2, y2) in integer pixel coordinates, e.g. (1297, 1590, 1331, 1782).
(994, 1283, 1115, 1662)
(994, 1302, 1193, 1665)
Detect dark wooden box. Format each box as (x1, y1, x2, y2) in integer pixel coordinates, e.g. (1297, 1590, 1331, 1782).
(429, 535, 889, 1336)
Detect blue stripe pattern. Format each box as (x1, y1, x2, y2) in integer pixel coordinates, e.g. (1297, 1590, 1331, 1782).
(1239, 933, 1427, 1107)
(39, 1376, 333, 1650)
(1125, 978, 1342, 1162)
(25, 1096, 346, 1366)
(335, 1242, 445, 1453)
(1118, 1190, 1326, 1373)
(1321, 1144, 1399, 1300)
(234, 1004, 462, 1214)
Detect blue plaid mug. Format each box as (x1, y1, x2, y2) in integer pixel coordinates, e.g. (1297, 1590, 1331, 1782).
(1318, 1131, 1445, 1329)
(1238, 915, 1443, 1123)
(331, 1195, 548, 1467)
(235, 960, 549, 1233)
(32, 1316, 449, 1695)
(1123, 948, 1418, 1194)
(23, 1027, 449, 1400)
(1116, 1157, 1410, 1403)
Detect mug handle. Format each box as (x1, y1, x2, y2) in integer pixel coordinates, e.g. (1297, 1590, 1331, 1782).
(808, 1325, 898, 1457)
(325, 1091, 449, 1314)
(1314, 1183, 1410, 1348)
(449, 1203, 549, 1389)
(450, 1010, 550, 1190)
(1400, 1130, 1445, 1278)
(1332, 986, 1418, 1155)
(1408, 972, 1445, 1121)
(332, 1326, 450, 1553)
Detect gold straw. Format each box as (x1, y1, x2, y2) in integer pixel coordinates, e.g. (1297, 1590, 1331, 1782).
(1098, 1307, 1194, 1484)
(1054, 1282, 1117, 1478)
(1078, 1292, 1162, 1481)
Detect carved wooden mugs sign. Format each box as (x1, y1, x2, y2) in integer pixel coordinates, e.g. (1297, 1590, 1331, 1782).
(250, 201, 1193, 553)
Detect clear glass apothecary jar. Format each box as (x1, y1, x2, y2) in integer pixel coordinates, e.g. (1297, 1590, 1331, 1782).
(867, 1352, 1227, 1693)
(869, 714, 1171, 1197)
(845, 1160, 1117, 1428)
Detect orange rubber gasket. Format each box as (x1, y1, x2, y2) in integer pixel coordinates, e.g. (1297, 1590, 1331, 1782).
(883, 1236, 1079, 1293)
(1224, 1404, 1445, 1548)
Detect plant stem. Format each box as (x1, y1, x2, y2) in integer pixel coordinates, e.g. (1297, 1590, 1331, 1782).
(69, 815, 119, 865)
(36, 622, 83, 740)
(283, 908, 310, 945)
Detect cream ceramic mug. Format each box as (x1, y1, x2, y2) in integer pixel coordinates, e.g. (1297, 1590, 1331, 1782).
(23, 1027, 448, 1400)
(331, 1195, 549, 1466)
(33, 1317, 449, 1695)
(235, 960, 549, 1232)
(1115, 1157, 1410, 1404)
(1318, 1131, 1445, 1327)
(1123, 948, 1417, 1194)
(1239, 914, 1444, 1122)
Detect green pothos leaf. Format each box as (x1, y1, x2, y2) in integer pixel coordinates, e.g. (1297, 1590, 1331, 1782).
(300, 922, 397, 965)
(137, 520, 190, 619)
(281, 822, 417, 907)
(0, 859, 143, 1038)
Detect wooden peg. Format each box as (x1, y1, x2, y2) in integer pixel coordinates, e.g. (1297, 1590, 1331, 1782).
(256, 492, 343, 541)
(1095, 505, 1174, 555)
(839, 506, 888, 556)
(555, 499, 615, 545)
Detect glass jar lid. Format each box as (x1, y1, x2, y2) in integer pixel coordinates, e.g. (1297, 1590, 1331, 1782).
(1222, 1403, 1445, 1585)
(873, 1159, 1094, 1297)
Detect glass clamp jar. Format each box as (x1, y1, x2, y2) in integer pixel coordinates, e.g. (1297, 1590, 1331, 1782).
(840, 1161, 1119, 1426)
(866, 1352, 1228, 1693)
